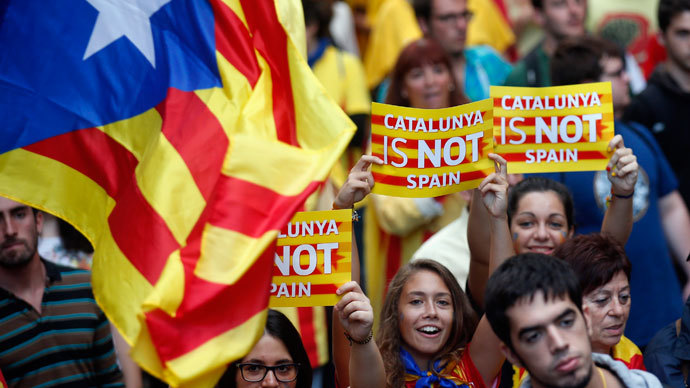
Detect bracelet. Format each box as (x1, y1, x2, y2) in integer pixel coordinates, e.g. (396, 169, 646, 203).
(344, 330, 373, 346)
(612, 190, 634, 199)
(332, 202, 360, 222)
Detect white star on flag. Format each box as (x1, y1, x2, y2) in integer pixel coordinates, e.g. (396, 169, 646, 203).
(83, 0, 171, 67)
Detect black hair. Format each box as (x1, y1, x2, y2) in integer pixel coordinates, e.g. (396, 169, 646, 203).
(216, 310, 312, 388)
(531, 0, 543, 10)
(413, 0, 432, 22)
(551, 35, 625, 86)
(484, 253, 583, 349)
(302, 0, 333, 39)
(507, 177, 575, 231)
(659, 0, 690, 32)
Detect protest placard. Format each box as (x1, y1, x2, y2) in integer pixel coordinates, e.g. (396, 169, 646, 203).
(269, 209, 352, 307)
(491, 82, 615, 173)
(369, 100, 494, 197)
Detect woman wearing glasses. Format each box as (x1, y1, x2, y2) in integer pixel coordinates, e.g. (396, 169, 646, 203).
(215, 310, 312, 388)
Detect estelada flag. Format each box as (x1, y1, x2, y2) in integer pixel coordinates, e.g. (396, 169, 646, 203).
(0, 1, 354, 386)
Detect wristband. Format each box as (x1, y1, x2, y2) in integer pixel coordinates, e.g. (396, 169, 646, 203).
(332, 202, 359, 221)
(612, 190, 634, 199)
(344, 330, 373, 346)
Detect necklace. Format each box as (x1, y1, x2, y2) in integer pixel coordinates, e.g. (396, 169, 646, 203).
(597, 367, 607, 388)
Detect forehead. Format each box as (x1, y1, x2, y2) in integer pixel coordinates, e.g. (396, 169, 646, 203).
(542, 0, 586, 10)
(669, 11, 690, 30)
(432, 0, 467, 14)
(506, 291, 580, 333)
(0, 197, 29, 212)
(587, 271, 629, 294)
(402, 270, 449, 295)
(516, 191, 566, 217)
(601, 56, 623, 70)
(243, 334, 292, 363)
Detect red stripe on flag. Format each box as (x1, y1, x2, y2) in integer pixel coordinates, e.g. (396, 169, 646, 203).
(500, 150, 607, 162)
(211, 0, 260, 87)
(145, 239, 275, 361)
(157, 88, 228, 200)
(24, 129, 177, 284)
(240, 0, 297, 146)
(207, 175, 322, 238)
(145, 174, 322, 361)
(385, 235, 402, 292)
(298, 307, 319, 368)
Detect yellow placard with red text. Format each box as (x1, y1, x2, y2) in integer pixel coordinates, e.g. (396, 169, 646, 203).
(269, 210, 352, 307)
(370, 100, 494, 197)
(491, 83, 615, 173)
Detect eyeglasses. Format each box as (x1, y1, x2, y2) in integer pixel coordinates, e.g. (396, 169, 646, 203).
(433, 10, 474, 24)
(237, 363, 300, 383)
(603, 66, 626, 78)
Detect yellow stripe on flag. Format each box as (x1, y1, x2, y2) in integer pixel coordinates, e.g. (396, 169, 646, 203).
(195, 225, 277, 284)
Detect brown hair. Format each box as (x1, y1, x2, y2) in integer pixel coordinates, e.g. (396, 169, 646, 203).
(553, 233, 631, 295)
(377, 259, 477, 388)
(551, 35, 625, 86)
(385, 38, 468, 107)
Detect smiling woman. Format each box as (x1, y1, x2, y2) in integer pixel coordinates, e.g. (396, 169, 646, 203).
(378, 260, 482, 388)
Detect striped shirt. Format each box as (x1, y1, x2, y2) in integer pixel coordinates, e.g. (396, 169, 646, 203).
(0, 259, 123, 387)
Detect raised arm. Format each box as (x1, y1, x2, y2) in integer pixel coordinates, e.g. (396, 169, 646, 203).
(335, 281, 385, 388)
(331, 154, 382, 388)
(468, 154, 515, 309)
(601, 134, 637, 245)
(659, 190, 690, 299)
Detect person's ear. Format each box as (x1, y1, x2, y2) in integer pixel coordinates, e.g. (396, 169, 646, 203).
(501, 342, 524, 368)
(418, 17, 430, 35)
(35, 210, 44, 235)
(582, 304, 593, 338)
(657, 30, 667, 48)
(533, 10, 546, 28)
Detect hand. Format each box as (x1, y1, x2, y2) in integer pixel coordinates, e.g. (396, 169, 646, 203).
(333, 155, 384, 209)
(478, 153, 509, 218)
(607, 135, 638, 196)
(335, 281, 373, 343)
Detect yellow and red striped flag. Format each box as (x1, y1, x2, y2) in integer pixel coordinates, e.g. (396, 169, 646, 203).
(0, 0, 354, 386)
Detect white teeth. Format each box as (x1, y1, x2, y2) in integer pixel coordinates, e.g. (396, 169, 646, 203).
(419, 326, 440, 334)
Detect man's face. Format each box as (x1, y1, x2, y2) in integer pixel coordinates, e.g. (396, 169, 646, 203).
(0, 197, 42, 269)
(538, 0, 586, 41)
(428, 0, 472, 57)
(599, 56, 630, 112)
(662, 11, 690, 74)
(503, 291, 593, 388)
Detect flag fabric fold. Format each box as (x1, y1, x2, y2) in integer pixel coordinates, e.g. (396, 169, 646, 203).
(0, 0, 354, 386)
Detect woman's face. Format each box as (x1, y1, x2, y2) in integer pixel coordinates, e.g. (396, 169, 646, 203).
(402, 62, 452, 109)
(398, 270, 454, 368)
(510, 190, 572, 255)
(583, 271, 631, 354)
(235, 334, 297, 388)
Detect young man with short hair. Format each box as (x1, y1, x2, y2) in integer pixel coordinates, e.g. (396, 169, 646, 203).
(485, 253, 662, 388)
(538, 35, 690, 348)
(504, 0, 586, 87)
(0, 196, 123, 387)
(624, 0, 690, 209)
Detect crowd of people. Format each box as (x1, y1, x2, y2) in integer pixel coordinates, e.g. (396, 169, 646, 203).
(2, 0, 690, 387)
